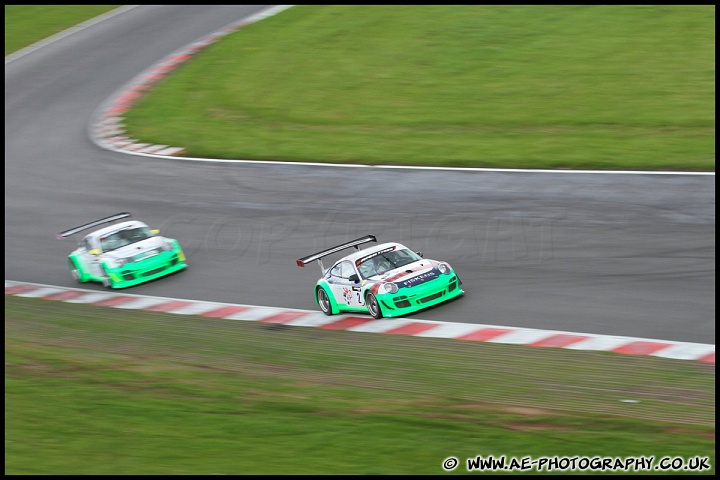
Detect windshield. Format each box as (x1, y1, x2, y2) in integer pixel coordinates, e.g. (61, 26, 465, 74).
(356, 248, 422, 278)
(100, 227, 152, 252)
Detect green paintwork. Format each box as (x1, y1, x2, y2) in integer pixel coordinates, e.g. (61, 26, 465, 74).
(70, 240, 187, 289)
(315, 272, 463, 319)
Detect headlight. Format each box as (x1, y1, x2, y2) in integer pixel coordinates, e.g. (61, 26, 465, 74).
(383, 283, 398, 294)
(109, 257, 129, 267)
(161, 240, 173, 251)
(438, 263, 451, 275)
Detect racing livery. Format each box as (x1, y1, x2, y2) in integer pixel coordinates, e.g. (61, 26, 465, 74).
(297, 235, 463, 319)
(57, 212, 187, 289)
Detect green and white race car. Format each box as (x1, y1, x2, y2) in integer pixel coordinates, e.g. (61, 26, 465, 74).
(57, 212, 187, 289)
(297, 235, 463, 319)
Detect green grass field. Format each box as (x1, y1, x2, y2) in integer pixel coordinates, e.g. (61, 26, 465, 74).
(4, 5, 716, 475)
(120, 5, 714, 170)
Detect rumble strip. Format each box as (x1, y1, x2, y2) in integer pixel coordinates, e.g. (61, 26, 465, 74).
(5, 280, 714, 364)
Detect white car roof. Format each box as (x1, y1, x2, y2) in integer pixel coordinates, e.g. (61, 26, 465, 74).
(340, 241, 408, 264)
(89, 220, 149, 239)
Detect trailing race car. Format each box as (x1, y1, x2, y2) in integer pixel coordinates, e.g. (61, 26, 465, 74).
(296, 235, 463, 319)
(57, 212, 187, 288)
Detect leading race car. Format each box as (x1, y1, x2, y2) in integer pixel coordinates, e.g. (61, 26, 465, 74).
(296, 235, 463, 319)
(57, 212, 187, 289)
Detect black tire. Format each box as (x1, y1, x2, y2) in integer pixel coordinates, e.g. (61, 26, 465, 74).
(68, 259, 82, 283)
(317, 287, 333, 316)
(100, 266, 113, 288)
(365, 292, 383, 319)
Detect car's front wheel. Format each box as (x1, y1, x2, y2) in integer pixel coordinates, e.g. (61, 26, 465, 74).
(69, 259, 83, 283)
(317, 287, 333, 316)
(100, 266, 114, 288)
(365, 292, 383, 319)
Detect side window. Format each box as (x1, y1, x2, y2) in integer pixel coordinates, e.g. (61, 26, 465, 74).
(340, 261, 356, 279)
(330, 263, 343, 278)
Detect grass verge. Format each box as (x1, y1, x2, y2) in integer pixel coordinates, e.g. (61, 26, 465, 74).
(121, 5, 715, 170)
(4, 5, 120, 56)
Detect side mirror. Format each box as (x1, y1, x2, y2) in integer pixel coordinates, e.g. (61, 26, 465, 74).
(348, 274, 360, 283)
(89, 248, 100, 255)
(151, 229, 160, 235)
(416, 251, 423, 258)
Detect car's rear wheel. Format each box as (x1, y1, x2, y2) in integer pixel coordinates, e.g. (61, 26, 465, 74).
(365, 292, 383, 319)
(317, 287, 333, 316)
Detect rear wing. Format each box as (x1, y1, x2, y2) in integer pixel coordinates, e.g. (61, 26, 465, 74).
(296, 235, 377, 273)
(56, 212, 131, 239)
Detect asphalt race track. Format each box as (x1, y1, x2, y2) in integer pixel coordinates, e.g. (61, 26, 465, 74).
(5, 5, 715, 344)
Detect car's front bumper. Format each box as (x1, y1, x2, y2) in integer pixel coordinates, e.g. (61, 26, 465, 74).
(103, 249, 187, 288)
(376, 273, 463, 317)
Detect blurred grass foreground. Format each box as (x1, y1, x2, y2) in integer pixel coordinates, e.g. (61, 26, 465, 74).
(5, 296, 715, 474)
